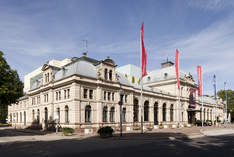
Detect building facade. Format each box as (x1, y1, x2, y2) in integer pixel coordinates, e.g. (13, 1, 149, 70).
(8, 53, 224, 132)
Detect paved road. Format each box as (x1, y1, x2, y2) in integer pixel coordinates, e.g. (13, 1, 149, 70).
(1, 133, 234, 157)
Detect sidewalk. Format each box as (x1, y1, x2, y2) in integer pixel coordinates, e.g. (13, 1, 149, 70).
(1, 124, 234, 144)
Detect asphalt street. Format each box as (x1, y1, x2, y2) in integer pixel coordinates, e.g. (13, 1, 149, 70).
(1, 133, 234, 157)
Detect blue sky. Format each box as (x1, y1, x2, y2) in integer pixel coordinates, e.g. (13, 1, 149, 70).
(1, 0, 234, 95)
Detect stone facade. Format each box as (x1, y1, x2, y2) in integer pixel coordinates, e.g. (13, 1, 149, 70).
(8, 54, 224, 132)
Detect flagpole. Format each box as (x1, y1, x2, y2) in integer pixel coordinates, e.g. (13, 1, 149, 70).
(140, 24, 143, 134)
(201, 69, 204, 127)
(140, 77, 143, 134)
(178, 85, 181, 125)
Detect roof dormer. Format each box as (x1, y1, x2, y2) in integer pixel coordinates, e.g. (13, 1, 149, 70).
(97, 56, 118, 82)
(41, 63, 60, 85)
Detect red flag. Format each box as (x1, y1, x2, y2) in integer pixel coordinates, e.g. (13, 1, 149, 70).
(141, 23, 147, 78)
(197, 65, 202, 96)
(175, 49, 180, 89)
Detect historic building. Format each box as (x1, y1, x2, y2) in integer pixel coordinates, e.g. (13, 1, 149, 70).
(8, 53, 224, 132)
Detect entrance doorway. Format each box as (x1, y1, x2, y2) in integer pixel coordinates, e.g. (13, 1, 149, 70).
(188, 111, 195, 124)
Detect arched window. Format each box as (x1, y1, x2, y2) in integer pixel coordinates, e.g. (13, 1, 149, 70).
(44, 107, 48, 123)
(37, 109, 40, 123)
(110, 107, 115, 122)
(170, 104, 174, 122)
(203, 109, 206, 121)
(65, 106, 69, 123)
(144, 101, 149, 121)
(85, 105, 91, 122)
(104, 69, 108, 80)
(24, 111, 26, 126)
(207, 109, 209, 120)
(210, 110, 212, 120)
(109, 70, 112, 81)
(57, 108, 60, 123)
(133, 99, 139, 122)
(123, 108, 126, 122)
(154, 102, 158, 125)
(103, 106, 108, 122)
(200, 108, 202, 120)
(20, 112, 22, 123)
(163, 103, 167, 121)
(16, 112, 18, 123)
(32, 110, 35, 121)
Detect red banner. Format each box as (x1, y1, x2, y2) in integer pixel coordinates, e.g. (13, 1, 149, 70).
(175, 49, 180, 89)
(197, 65, 202, 96)
(141, 23, 147, 78)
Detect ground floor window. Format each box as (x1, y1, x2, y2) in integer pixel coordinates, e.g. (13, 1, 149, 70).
(103, 106, 108, 122)
(123, 108, 126, 122)
(110, 107, 115, 122)
(163, 103, 167, 121)
(170, 104, 174, 122)
(65, 106, 69, 123)
(133, 99, 139, 122)
(144, 101, 149, 121)
(85, 105, 91, 122)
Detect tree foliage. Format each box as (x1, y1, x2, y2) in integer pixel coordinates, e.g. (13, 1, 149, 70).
(0, 51, 23, 123)
(217, 89, 234, 122)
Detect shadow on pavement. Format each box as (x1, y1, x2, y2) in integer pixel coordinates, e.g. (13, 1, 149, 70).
(0, 128, 52, 137)
(1, 129, 234, 157)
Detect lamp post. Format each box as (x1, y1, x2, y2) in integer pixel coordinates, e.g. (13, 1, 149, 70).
(119, 89, 124, 137)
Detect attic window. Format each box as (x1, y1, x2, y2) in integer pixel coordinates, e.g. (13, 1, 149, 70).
(147, 76, 151, 81)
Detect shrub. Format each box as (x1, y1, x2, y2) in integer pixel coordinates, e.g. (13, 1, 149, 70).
(159, 123, 163, 129)
(133, 126, 140, 130)
(62, 127, 74, 136)
(147, 126, 153, 131)
(97, 126, 114, 137)
(26, 119, 42, 130)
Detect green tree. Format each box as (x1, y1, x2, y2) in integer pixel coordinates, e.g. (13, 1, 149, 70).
(217, 89, 234, 122)
(0, 51, 23, 123)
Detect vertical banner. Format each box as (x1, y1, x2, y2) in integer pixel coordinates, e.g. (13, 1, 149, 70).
(213, 74, 216, 100)
(141, 23, 147, 78)
(189, 88, 196, 108)
(197, 65, 202, 96)
(175, 49, 180, 89)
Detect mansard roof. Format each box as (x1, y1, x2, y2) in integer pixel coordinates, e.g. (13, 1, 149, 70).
(143, 65, 190, 84)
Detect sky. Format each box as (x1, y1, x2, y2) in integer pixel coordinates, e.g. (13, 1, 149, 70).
(1, 0, 234, 95)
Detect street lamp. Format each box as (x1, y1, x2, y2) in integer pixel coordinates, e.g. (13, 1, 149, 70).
(118, 89, 124, 137)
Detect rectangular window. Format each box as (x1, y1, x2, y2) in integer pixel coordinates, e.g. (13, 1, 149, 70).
(104, 91, 106, 100)
(44, 95, 46, 103)
(112, 93, 114, 101)
(108, 92, 111, 101)
(125, 95, 127, 103)
(37, 96, 40, 104)
(89, 90, 93, 99)
(64, 90, 66, 99)
(56, 92, 58, 101)
(84, 88, 88, 98)
(67, 89, 70, 99)
(59, 91, 61, 100)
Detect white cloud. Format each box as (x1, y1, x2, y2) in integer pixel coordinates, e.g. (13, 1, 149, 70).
(187, 0, 234, 11)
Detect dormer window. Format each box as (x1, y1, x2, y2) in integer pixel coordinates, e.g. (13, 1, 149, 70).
(104, 69, 108, 80)
(109, 70, 112, 81)
(147, 76, 151, 81)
